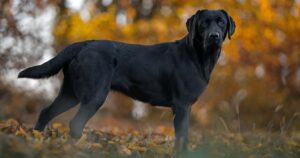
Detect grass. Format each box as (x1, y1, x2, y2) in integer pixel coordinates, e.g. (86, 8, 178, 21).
(0, 118, 299, 158)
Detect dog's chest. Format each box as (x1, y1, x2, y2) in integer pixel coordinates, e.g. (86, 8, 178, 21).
(168, 63, 207, 104)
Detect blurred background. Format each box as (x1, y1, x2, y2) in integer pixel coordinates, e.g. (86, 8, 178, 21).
(0, 0, 299, 133)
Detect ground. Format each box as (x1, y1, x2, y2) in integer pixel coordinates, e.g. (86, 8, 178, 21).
(0, 119, 299, 158)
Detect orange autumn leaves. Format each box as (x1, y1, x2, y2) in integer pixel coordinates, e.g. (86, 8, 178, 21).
(0, 119, 175, 157)
(0, 119, 299, 158)
(51, 0, 300, 130)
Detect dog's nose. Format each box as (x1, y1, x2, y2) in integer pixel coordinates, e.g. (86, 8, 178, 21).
(209, 32, 220, 40)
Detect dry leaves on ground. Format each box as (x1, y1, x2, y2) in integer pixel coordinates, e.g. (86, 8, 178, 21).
(0, 119, 299, 158)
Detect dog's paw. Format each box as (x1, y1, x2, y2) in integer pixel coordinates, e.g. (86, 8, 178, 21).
(70, 130, 82, 138)
(34, 123, 45, 131)
(69, 121, 83, 138)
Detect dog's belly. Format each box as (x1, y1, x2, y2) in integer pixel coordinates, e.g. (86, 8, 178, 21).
(110, 71, 207, 106)
(111, 75, 171, 106)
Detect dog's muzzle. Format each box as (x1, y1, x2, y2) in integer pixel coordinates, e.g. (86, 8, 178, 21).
(209, 32, 220, 40)
(208, 32, 221, 48)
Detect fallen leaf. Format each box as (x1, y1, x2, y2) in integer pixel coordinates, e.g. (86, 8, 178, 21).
(15, 127, 27, 137)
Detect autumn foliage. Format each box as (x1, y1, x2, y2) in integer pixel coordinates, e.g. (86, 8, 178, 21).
(52, 0, 300, 129)
(0, 0, 300, 157)
(0, 119, 299, 158)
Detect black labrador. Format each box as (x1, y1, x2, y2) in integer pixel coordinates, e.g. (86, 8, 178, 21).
(18, 9, 235, 150)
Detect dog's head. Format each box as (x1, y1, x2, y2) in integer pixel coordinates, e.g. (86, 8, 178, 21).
(186, 9, 235, 50)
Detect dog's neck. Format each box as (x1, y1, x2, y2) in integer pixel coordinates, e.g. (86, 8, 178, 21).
(180, 35, 221, 83)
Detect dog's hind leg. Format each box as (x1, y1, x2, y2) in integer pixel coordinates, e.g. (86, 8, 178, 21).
(68, 54, 114, 138)
(69, 96, 107, 138)
(69, 76, 111, 138)
(34, 75, 78, 131)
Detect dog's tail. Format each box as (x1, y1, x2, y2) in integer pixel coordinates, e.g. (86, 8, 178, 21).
(18, 41, 91, 79)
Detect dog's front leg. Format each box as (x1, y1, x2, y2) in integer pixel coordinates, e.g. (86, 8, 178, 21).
(172, 104, 192, 152)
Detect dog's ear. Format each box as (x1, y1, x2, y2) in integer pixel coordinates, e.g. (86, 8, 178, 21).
(220, 10, 236, 40)
(186, 14, 195, 33)
(186, 13, 197, 47)
(186, 10, 205, 47)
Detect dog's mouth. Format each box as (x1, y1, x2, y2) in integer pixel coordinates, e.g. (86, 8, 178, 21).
(194, 35, 222, 50)
(206, 38, 222, 49)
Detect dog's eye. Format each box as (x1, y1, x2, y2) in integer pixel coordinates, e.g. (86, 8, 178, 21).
(200, 20, 209, 28)
(200, 23, 207, 27)
(217, 19, 225, 27)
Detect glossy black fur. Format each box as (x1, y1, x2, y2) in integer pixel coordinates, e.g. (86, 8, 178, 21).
(18, 9, 235, 150)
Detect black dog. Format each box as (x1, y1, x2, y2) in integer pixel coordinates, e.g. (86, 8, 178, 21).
(18, 9, 235, 150)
